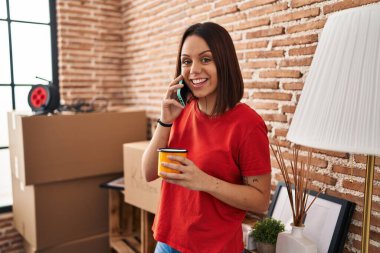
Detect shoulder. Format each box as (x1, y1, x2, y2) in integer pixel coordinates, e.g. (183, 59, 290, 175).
(228, 103, 265, 127)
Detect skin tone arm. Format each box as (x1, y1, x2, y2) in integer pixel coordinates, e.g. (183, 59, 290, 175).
(141, 75, 184, 182)
(160, 156, 271, 213)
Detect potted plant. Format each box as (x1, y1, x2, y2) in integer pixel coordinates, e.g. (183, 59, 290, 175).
(251, 217, 285, 253)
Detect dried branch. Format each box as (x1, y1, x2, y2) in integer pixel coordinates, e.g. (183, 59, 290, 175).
(271, 142, 323, 227)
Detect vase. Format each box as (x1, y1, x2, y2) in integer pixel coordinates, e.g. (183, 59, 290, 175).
(256, 242, 275, 253)
(276, 224, 317, 253)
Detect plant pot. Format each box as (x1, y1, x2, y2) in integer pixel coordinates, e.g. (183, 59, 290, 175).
(256, 242, 275, 253)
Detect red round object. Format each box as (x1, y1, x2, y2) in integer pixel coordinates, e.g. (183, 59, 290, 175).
(30, 87, 48, 108)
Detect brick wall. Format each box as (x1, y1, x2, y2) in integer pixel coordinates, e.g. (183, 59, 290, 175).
(57, 0, 125, 107)
(0, 212, 23, 253)
(1, 0, 379, 252)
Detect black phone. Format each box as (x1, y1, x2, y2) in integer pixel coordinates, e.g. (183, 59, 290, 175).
(177, 79, 189, 106)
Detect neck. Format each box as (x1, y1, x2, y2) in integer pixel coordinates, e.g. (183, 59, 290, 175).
(197, 96, 216, 115)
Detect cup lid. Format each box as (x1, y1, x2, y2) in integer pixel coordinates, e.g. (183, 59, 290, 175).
(157, 148, 187, 153)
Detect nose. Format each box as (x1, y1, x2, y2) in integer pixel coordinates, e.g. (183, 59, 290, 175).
(190, 61, 201, 74)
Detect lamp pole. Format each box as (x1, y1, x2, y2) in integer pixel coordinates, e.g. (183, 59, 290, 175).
(361, 155, 375, 253)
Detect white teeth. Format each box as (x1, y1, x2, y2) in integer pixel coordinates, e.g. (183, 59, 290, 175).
(192, 78, 207, 84)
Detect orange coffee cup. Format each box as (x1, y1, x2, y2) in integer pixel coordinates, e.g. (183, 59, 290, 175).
(157, 148, 188, 177)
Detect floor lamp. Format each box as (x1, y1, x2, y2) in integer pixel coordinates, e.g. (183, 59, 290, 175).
(286, 4, 380, 253)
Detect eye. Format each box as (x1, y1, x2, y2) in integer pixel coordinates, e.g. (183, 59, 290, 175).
(201, 57, 212, 63)
(181, 59, 192, 65)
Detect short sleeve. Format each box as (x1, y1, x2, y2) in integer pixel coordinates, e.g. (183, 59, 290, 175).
(238, 120, 271, 176)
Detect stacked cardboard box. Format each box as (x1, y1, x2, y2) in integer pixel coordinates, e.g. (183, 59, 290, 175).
(123, 141, 162, 214)
(7, 110, 147, 252)
(23, 233, 109, 253)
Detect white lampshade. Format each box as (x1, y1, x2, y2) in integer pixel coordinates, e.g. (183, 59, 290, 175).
(287, 4, 380, 156)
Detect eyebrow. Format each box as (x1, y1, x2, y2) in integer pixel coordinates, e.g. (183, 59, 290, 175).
(181, 50, 211, 57)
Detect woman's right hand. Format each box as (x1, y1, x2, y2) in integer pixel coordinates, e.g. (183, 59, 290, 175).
(160, 75, 185, 124)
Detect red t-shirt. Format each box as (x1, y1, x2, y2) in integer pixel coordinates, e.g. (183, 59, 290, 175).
(153, 100, 271, 253)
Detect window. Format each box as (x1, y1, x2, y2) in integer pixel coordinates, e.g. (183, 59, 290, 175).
(0, 0, 58, 210)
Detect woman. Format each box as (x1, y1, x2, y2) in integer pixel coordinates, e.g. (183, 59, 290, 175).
(142, 22, 271, 253)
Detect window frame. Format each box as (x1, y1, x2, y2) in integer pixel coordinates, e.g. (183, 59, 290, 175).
(0, 0, 59, 212)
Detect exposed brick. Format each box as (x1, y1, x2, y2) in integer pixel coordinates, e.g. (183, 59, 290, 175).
(289, 45, 317, 56)
(253, 92, 292, 101)
(259, 70, 302, 78)
(210, 5, 239, 18)
(242, 70, 253, 79)
(242, 61, 277, 69)
(280, 57, 313, 67)
(215, 0, 239, 8)
(270, 138, 292, 148)
(282, 152, 328, 168)
(235, 40, 268, 50)
(324, 189, 368, 209)
(248, 2, 289, 17)
(245, 81, 279, 89)
(352, 211, 380, 226)
(251, 102, 279, 110)
(272, 7, 320, 24)
(246, 27, 285, 39)
(246, 50, 284, 58)
(239, 0, 278, 10)
(275, 128, 288, 137)
(352, 237, 380, 253)
(332, 165, 380, 180)
(187, 4, 212, 16)
(343, 179, 380, 196)
(287, 19, 326, 34)
(311, 149, 349, 159)
(354, 155, 380, 166)
(324, 0, 380, 14)
(234, 18, 271, 31)
(262, 114, 288, 122)
(272, 34, 318, 47)
(283, 82, 304, 90)
(213, 12, 246, 26)
(0, 213, 22, 253)
(185, 0, 209, 8)
(282, 105, 296, 113)
(291, 0, 324, 8)
(309, 171, 337, 185)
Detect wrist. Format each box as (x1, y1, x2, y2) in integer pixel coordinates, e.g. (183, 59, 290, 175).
(157, 119, 173, 127)
(203, 175, 220, 193)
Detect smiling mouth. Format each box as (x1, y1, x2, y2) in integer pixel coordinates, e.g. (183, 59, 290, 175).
(191, 78, 208, 88)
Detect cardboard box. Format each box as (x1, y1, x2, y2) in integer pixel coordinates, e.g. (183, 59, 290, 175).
(123, 141, 161, 214)
(24, 233, 109, 253)
(7, 110, 146, 185)
(12, 173, 118, 250)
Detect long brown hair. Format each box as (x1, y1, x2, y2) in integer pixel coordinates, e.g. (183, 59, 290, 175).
(175, 22, 244, 115)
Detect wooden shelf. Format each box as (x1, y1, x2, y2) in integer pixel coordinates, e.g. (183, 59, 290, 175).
(108, 189, 155, 253)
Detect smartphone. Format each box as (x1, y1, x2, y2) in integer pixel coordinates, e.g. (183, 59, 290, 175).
(177, 79, 189, 106)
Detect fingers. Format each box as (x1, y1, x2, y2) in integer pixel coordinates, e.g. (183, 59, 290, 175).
(170, 75, 183, 87)
(167, 155, 191, 165)
(162, 97, 184, 109)
(165, 75, 183, 99)
(160, 162, 184, 173)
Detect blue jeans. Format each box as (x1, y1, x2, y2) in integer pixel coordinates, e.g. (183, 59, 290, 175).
(155, 242, 181, 253)
(154, 242, 246, 253)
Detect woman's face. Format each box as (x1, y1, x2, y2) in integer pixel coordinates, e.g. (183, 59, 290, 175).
(180, 35, 218, 100)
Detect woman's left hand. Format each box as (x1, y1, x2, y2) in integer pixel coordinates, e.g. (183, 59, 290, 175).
(159, 156, 212, 191)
